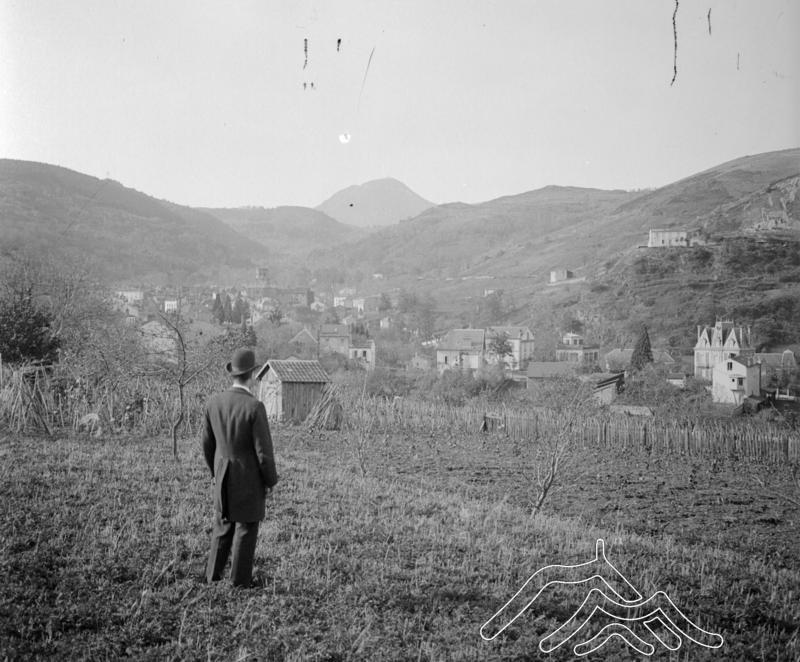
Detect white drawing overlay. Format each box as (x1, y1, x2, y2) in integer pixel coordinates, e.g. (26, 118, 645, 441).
(480, 539, 724, 657)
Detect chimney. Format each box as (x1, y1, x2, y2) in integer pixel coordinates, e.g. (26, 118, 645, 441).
(697, 325, 702, 341)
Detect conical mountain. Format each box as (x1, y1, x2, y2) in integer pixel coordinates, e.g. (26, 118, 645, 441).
(316, 177, 434, 227)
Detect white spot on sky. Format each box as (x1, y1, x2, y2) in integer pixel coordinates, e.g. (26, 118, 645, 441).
(339, 133, 351, 144)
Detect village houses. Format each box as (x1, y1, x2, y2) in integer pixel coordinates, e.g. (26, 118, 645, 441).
(435, 326, 534, 373)
(555, 332, 600, 365)
(711, 355, 761, 405)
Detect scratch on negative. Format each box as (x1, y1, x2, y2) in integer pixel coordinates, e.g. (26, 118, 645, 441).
(670, 0, 679, 86)
(707, 8, 712, 36)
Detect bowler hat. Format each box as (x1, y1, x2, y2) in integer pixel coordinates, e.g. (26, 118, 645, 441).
(226, 348, 257, 377)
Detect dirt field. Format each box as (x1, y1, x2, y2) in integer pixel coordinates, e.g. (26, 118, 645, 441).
(1, 429, 798, 660)
(364, 430, 800, 571)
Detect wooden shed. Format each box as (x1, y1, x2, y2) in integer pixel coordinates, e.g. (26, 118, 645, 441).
(255, 359, 329, 423)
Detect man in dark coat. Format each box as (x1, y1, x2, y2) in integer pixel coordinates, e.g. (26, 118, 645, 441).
(202, 347, 279, 587)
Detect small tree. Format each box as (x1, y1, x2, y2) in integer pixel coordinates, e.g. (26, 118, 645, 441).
(241, 321, 258, 348)
(232, 296, 248, 325)
(211, 294, 223, 323)
(0, 293, 60, 364)
(488, 331, 513, 366)
(222, 294, 233, 324)
(150, 310, 223, 461)
(268, 306, 283, 326)
(517, 377, 597, 517)
(630, 324, 653, 371)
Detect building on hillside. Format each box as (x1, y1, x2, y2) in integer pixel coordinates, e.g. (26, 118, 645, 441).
(408, 354, 433, 371)
(261, 287, 313, 308)
(556, 332, 600, 365)
(163, 299, 179, 314)
(116, 289, 144, 304)
(256, 359, 329, 423)
(711, 355, 761, 405)
(436, 329, 486, 372)
(333, 296, 352, 308)
(647, 229, 703, 248)
(485, 326, 535, 370)
(318, 324, 350, 355)
(755, 350, 797, 386)
(550, 269, 574, 283)
(694, 319, 754, 381)
(349, 339, 376, 370)
(287, 328, 319, 358)
(605, 348, 676, 373)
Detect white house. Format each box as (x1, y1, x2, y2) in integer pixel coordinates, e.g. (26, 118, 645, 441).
(163, 299, 178, 314)
(694, 319, 754, 381)
(648, 229, 703, 248)
(116, 289, 144, 304)
(348, 339, 376, 370)
(557, 332, 600, 366)
(711, 355, 761, 405)
(436, 329, 486, 372)
(486, 326, 535, 370)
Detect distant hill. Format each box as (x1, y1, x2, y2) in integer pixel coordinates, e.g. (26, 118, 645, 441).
(204, 206, 366, 257)
(0, 160, 264, 284)
(315, 177, 434, 227)
(305, 148, 800, 353)
(308, 185, 637, 285)
(613, 148, 800, 227)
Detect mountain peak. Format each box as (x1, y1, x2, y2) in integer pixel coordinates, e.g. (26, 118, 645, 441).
(315, 178, 434, 227)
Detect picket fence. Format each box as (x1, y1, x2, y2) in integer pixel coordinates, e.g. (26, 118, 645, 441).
(337, 393, 799, 464)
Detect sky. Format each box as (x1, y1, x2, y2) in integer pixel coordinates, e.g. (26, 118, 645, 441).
(1, 0, 797, 208)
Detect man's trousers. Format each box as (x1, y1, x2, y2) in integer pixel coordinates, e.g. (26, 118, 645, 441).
(206, 513, 260, 587)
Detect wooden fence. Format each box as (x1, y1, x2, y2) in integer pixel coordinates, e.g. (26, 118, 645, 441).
(482, 410, 798, 463)
(334, 389, 799, 464)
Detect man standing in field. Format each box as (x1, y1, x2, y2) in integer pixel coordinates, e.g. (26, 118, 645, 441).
(202, 347, 279, 587)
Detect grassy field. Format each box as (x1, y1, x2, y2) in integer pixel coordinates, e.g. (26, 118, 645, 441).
(1, 427, 798, 661)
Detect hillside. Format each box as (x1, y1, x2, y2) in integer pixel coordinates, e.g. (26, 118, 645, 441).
(315, 177, 434, 227)
(0, 160, 263, 283)
(204, 206, 366, 258)
(307, 185, 637, 286)
(521, 150, 800, 353)
(303, 148, 800, 354)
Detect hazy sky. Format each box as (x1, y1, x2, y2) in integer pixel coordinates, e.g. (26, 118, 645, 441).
(1, 1, 797, 208)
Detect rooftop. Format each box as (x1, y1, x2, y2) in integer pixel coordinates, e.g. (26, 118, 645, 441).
(526, 362, 576, 379)
(256, 359, 329, 383)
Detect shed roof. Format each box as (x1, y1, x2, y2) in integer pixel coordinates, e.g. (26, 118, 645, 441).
(605, 348, 676, 365)
(486, 326, 533, 339)
(319, 324, 350, 338)
(256, 359, 329, 383)
(438, 328, 485, 351)
(526, 362, 576, 378)
(755, 350, 797, 368)
(289, 328, 318, 345)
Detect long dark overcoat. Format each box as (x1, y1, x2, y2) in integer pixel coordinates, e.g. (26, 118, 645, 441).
(201, 388, 279, 522)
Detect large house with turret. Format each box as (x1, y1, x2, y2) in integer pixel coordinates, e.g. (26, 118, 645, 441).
(694, 319, 755, 382)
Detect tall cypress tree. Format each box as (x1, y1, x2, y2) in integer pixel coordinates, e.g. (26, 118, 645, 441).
(630, 324, 654, 371)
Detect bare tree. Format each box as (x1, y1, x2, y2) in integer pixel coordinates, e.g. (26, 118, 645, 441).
(517, 377, 598, 517)
(148, 309, 230, 461)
